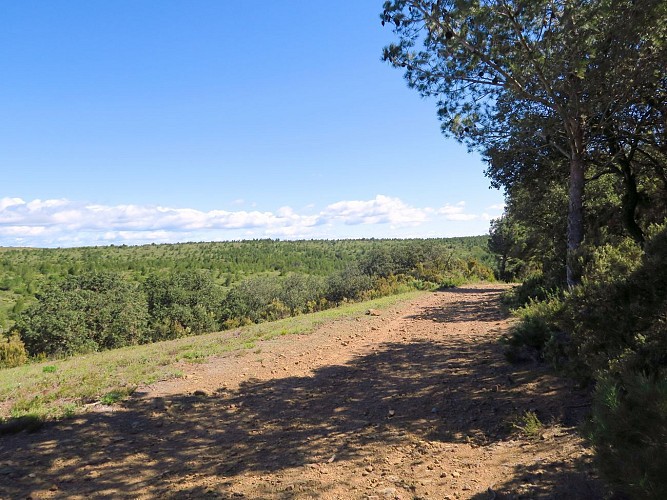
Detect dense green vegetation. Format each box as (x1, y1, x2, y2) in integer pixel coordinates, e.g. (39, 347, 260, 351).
(383, 0, 666, 497)
(0, 237, 494, 365)
(1, 291, 425, 423)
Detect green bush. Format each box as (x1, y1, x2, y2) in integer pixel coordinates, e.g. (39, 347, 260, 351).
(563, 230, 667, 379)
(502, 295, 564, 364)
(501, 273, 562, 310)
(12, 272, 149, 357)
(558, 226, 667, 495)
(143, 270, 223, 340)
(324, 265, 374, 304)
(0, 333, 28, 368)
(590, 372, 667, 499)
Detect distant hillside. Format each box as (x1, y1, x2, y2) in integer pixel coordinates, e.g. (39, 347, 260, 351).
(0, 236, 493, 330)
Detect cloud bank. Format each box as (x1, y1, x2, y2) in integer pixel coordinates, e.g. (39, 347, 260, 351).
(0, 195, 501, 247)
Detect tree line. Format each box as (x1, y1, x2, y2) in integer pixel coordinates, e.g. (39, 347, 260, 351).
(0, 237, 492, 331)
(1, 237, 494, 362)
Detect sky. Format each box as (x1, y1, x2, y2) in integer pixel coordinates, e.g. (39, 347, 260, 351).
(0, 1, 505, 248)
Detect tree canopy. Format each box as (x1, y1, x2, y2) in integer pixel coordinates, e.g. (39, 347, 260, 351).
(382, 0, 666, 285)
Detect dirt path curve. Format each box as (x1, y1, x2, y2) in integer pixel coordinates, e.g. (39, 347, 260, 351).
(0, 284, 603, 499)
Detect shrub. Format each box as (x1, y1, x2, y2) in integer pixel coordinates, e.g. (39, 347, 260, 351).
(563, 229, 667, 379)
(0, 333, 28, 368)
(12, 272, 149, 357)
(590, 372, 667, 499)
(143, 270, 223, 340)
(563, 225, 667, 495)
(324, 265, 374, 304)
(501, 273, 562, 310)
(502, 294, 564, 364)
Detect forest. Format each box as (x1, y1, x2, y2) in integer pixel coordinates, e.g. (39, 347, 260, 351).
(0, 236, 494, 360)
(382, 0, 666, 497)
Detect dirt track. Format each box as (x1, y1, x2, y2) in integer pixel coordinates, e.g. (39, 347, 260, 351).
(0, 284, 603, 499)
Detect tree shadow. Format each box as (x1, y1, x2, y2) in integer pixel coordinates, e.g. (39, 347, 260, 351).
(0, 288, 600, 498)
(470, 457, 602, 500)
(408, 288, 509, 323)
(0, 344, 596, 497)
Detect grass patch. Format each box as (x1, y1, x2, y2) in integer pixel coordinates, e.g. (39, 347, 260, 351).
(0, 414, 44, 435)
(511, 410, 544, 438)
(100, 388, 134, 405)
(0, 289, 427, 422)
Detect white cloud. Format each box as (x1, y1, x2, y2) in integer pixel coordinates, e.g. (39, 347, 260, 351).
(323, 195, 428, 226)
(436, 202, 478, 221)
(0, 195, 489, 247)
(0, 225, 51, 236)
(0, 197, 26, 211)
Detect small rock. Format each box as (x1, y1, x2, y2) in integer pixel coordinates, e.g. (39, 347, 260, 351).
(451, 471, 461, 478)
(367, 309, 381, 316)
(379, 487, 397, 497)
(193, 390, 208, 397)
(388, 409, 395, 417)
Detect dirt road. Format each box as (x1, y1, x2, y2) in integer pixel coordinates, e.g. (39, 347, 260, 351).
(0, 284, 603, 499)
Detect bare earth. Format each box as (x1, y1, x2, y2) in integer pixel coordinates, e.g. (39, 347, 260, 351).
(0, 284, 603, 499)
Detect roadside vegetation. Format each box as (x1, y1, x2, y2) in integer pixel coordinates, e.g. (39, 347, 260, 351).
(0, 236, 494, 366)
(383, 1, 666, 497)
(0, 290, 424, 428)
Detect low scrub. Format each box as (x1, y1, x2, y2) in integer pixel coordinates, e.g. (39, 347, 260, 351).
(504, 225, 667, 498)
(6, 248, 495, 365)
(0, 333, 28, 368)
(0, 290, 425, 422)
(590, 373, 667, 499)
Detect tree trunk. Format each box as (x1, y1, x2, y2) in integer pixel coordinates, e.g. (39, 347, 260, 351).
(620, 161, 645, 246)
(567, 152, 585, 288)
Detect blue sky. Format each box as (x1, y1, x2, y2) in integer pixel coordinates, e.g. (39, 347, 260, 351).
(1, 1, 504, 247)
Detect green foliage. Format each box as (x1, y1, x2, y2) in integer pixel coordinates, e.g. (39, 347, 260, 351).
(1, 237, 495, 366)
(590, 373, 667, 499)
(488, 216, 531, 281)
(563, 229, 667, 379)
(325, 264, 374, 304)
(0, 333, 28, 368)
(502, 295, 564, 364)
(511, 410, 544, 438)
(505, 225, 667, 495)
(501, 274, 563, 312)
(100, 387, 134, 405)
(12, 272, 149, 357)
(143, 270, 222, 340)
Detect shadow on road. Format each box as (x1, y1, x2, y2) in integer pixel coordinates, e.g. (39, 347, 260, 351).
(0, 288, 599, 498)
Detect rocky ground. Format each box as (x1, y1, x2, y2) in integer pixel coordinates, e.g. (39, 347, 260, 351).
(0, 284, 604, 499)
